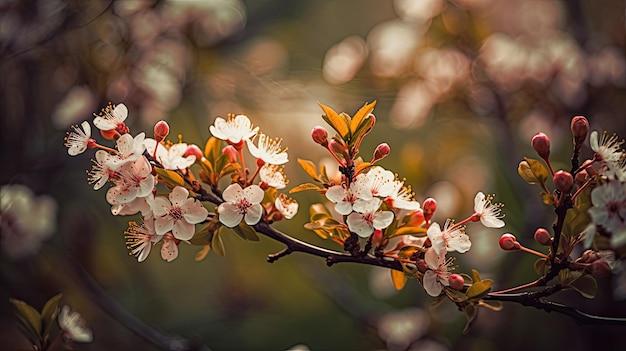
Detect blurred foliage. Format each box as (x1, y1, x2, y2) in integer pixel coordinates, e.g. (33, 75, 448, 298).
(1, 0, 626, 350)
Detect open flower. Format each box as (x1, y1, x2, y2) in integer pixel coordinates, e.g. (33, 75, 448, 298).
(65, 121, 94, 156)
(427, 221, 471, 254)
(590, 130, 624, 164)
(259, 164, 288, 189)
(325, 184, 359, 215)
(105, 132, 146, 170)
(58, 305, 92, 343)
(111, 156, 155, 204)
(144, 138, 196, 170)
(246, 133, 289, 165)
(275, 194, 298, 219)
(209, 114, 259, 145)
(386, 179, 421, 210)
(125, 217, 161, 262)
(151, 186, 209, 240)
(217, 183, 264, 227)
(472, 192, 505, 228)
(93, 103, 128, 131)
(161, 233, 179, 262)
(423, 247, 452, 297)
(346, 198, 394, 237)
(354, 166, 396, 200)
(588, 180, 626, 248)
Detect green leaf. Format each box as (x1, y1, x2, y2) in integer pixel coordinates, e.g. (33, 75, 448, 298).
(195, 245, 211, 261)
(189, 223, 213, 245)
(233, 222, 260, 241)
(563, 207, 591, 238)
(297, 159, 322, 182)
(354, 162, 372, 176)
(466, 279, 493, 299)
(540, 191, 555, 205)
(389, 226, 428, 238)
(41, 293, 62, 337)
(479, 300, 503, 311)
(518, 158, 548, 185)
(463, 304, 478, 334)
(212, 228, 226, 256)
(289, 183, 323, 193)
(204, 136, 222, 163)
(154, 167, 185, 187)
(533, 258, 547, 276)
(318, 102, 350, 139)
(9, 298, 42, 337)
(565, 272, 598, 299)
(349, 101, 376, 133)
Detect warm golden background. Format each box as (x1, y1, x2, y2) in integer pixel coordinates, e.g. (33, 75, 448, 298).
(1, 0, 625, 350)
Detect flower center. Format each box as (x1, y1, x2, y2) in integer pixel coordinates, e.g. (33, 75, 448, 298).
(170, 205, 184, 221)
(236, 198, 252, 214)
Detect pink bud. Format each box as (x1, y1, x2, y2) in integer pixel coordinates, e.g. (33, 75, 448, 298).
(100, 129, 118, 140)
(448, 274, 465, 290)
(184, 144, 203, 160)
(311, 126, 329, 147)
(574, 169, 588, 186)
(499, 233, 520, 251)
(423, 198, 437, 222)
(329, 139, 348, 159)
(372, 229, 384, 246)
(405, 209, 425, 227)
(553, 170, 574, 193)
(534, 228, 551, 246)
(222, 145, 238, 163)
(531, 132, 551, 160)
(570, 116, 589, 148)
(372, 143, 390, 163)
(154, 120, 170, 143)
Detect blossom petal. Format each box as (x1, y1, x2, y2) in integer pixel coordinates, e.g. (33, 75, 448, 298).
(218, 203, 244, 227)
(244, 204, 263, 225)
(423, 271, 442, 297)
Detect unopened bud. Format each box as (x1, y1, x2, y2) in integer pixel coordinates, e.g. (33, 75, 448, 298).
(222, 145, 238, 163)
(329, 139, 348, 159)
(405, 209, 425, 227)
(423, 198, 437, 222)
(553, 170, 574, 193)
(448, 274, 465, 290)
(575, 170, 588, 187)
(372, 229, 384, 246)
(570, 116, 589, 149)
(531, 132, 551, 160)
(184, 144, 202, 160)
(499, 233, 520, 251)
(154, 120, 170, 143)
(311, 126, 329, 147)
(534, 228, 552, 246)
(590, 258, 612, 277)
(372, 143, 390, 163)
(100, 129, 118, 140)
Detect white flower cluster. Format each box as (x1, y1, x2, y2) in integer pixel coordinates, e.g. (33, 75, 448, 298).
(65, 104, 208, 262)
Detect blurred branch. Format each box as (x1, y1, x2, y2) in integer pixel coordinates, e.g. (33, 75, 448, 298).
(60, 253, 211, 351)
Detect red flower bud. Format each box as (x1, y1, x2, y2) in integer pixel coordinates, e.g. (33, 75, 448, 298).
(423, 198, 437, 222)
(154, 120, 170, 143)
(329, 139, 348, 159)
(405, 209, 425, 227)
(372, 143, 390, 163)
(531, 132, 551, 160)
(570, 115, 589, 148)
(553, 170, 574, 193)
(311, 126, 329, 147)
(499, 233, 520, 251)
(534, 228, 552, 246)
(448, 274, 465, 290)
(184, 144, 203, 160)
(222, 145, 238, 163)
(100, 129, 118, 140)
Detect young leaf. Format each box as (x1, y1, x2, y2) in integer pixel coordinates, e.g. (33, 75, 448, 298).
(204, 136, 222, 163)
(533, 258, 547, 276)
(289, 183, 323, 193)
(9, 298, 42, 337)
(466, 279, 493, 299)
(41, 293, 62, 336)
(212, 228, 226, 256)
(318, 102, 350, 138)
(233, 222, 260, 241)
(349, 101, 376, 134)
(154, 167, 185, 187)
(389, 226, 428, 238)
(297, 159, 322, 182)
(195, 245, 211, 261)
(391, 269, 407, 290)
(565, 273, 598, 299)
(518, 158, 548, 186)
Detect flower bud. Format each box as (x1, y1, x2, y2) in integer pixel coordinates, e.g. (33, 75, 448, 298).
(590, 258, 611, 277)
(534, 228, 552, 246)
(405, 209, 425, 227)
(154, 120, 170, 143)
(570, 116, 589, 149)
(422, 198, 437, 222)
(499, 233, 520, 251)
(448, 274, 465, 290)
(372, 143, 391, 163)
(100, 129, 118, 140)
(574, 169, 588, 187)
(222, 145, 238, 163)
(553, 170, 574, 193)
(329, 139, 348, 159)
(531, 132, 551, 160)
(184, 144, 203, 160)
(311, 126, 329, 147)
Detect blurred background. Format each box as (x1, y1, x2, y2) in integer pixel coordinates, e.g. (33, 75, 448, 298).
(1, 0, 625, 350)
